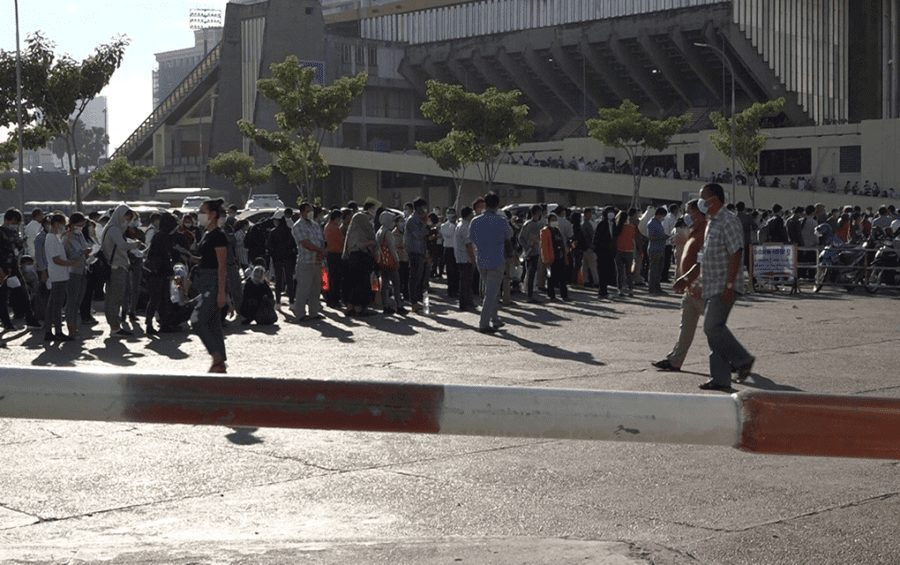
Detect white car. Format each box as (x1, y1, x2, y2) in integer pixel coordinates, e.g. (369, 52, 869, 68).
(244, 194, 285, 210)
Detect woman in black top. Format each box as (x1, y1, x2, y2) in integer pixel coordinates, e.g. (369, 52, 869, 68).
(194, 199, 229, 373)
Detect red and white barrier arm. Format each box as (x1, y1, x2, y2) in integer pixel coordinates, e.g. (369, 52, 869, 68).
(0, 367, 897, 460)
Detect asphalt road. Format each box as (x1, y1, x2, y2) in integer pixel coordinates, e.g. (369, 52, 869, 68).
(1, 282, 898, 564)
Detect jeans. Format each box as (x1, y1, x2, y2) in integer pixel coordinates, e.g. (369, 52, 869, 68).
(380, 267, 403, 310)
(479, 266, 504, 330)
(65, 273, 86, 330)
(292, 261, 322, 317)
(193, 268, 226, 359)
(105, 268, 128, 328)
(43, 279, 68, 335)
(703, 293, 754, 386)
(667, 292, 704, 367)
(524, 255, 540, 298)
(648, 251, 665, 292)
(615, 251, 634, 293)
(408, 252, 426, 305)
(457, 262, 475, 309)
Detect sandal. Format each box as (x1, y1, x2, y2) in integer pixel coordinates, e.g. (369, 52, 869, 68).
(208, 361, 228, 374)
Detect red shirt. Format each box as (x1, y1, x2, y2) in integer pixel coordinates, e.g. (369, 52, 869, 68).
(324, 222, 345, 253)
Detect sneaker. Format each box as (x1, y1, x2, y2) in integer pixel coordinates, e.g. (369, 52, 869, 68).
(651, 359, 681, 372)
(734, 357, 756, 383)
(478, 326, 499, 334)
(492, 321, 506, 330)
(114, 328, 133, 337)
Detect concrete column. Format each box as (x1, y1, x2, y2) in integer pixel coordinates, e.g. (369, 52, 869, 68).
(893, 0, 899, 117)
(884, 0, 892, 119)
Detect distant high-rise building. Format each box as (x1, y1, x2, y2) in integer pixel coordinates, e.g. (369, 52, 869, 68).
(152, 27, 224, 108)
(23, 96, 108, 172)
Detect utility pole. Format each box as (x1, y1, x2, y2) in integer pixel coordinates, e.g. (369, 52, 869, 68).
(14, 0, 26, 212)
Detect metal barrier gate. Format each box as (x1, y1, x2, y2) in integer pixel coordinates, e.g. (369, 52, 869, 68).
(0, 367, 897, 460)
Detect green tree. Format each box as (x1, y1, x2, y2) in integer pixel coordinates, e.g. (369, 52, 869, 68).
(91, 157, 157, 197)
(419, 80, 533, 195)
(238, 56, 367, 199)
(208, 149, 272, 198)
(586, 100, 690, 208)
(0, 34, 62, 189)
(416, 130, 477, 209)
(51, 121, 109, 169)
(710, 98, 786, 208)
(2, 33, 128, 207)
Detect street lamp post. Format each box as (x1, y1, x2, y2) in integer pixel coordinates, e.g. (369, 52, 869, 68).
(695, 41, 737, 204)
(14, 0, 25, 211)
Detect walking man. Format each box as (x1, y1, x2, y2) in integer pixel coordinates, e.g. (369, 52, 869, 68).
(468, 192, 511, 333)
(674, 183, 755, 391)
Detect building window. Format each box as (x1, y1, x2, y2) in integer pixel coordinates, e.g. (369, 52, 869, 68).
(839, 145, 861, 173)
(759, 148, 812, 176)
(683, 153, 700, 175)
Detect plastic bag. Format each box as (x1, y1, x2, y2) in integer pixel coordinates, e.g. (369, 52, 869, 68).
(5, 276, 21, 289)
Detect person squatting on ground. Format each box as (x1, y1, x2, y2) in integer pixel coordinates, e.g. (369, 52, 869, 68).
(673, 184, 756, 391)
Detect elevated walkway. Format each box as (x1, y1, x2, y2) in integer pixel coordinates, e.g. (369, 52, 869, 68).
(322, 147, 892, 209)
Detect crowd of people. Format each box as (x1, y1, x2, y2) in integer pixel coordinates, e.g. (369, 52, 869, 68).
(1, 187, 898, 385)
(506, 152, 900, 199)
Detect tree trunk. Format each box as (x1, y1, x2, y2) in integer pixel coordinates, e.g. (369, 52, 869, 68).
(632, 173, 641, 210)
(749, 178, 757, 210)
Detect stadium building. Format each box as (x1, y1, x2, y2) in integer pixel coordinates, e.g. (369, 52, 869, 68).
(97, 0, 900, 209)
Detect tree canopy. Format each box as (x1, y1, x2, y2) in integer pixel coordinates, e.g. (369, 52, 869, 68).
(586, 100, 690, 207)
(91, 157, 156, 196)
(419, 80, 533, 194)
(208, 149, 272, 196)
(238, 56, 367, 198)
(710, 98, 786, 207)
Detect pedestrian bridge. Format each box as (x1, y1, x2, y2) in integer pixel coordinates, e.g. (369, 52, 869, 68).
(321, 147, 887, 209)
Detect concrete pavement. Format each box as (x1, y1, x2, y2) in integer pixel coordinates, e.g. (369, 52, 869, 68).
(0, 283, 898, 563)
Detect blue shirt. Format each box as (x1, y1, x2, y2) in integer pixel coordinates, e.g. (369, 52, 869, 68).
(468, 209, 512, 270)
(403, 214, 428, 255)
(647, 217, 667, 253)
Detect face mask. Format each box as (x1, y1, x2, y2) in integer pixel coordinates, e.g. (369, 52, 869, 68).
(184, 222, 193, 229)
(197, 213, 209, 226)
(684, 214, 694, 227)
(549, 221, 559, 229)
(131, 218, 140, 228)
(697, 199, 710, 214)
(23, 265, 35, 273)
(607, 213, 615, 221)
(305, 211, 314, 221)
(217, 217, 227, 228)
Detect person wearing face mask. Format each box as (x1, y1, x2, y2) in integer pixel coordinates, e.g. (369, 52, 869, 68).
(592, 206, 618, 299)
(540, 213, 570, 301)
(614, 209, 637, 297)
(653, 200, 707, 372)
(290, 202, 326, 321)
(193, 199, 230, 372)
(439, 209, 458, 298)
(33, 217, 51, 324)
(62, 213, 91, 337)
(674, 184, 754, 391)
(404, 197, 430, 313)
(517, 205, 544, 303)
(121, 216, 146, 328)
(144, 212, 179, 335)
(647, 207, 669, 295)
(580, 208, 598, 287)
(266, 210, 298, 305)
(80, 219, 102, 324)
(1, 208, 38, 330)
(173, 215, 196, 266)
(100, 205, 139, 336)
(43, 214, 82, 342)
(343, 198, 380, 316)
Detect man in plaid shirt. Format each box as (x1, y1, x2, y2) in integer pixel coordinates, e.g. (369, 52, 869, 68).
(674, 183, 755, 391)
(291, 202, 326, 321)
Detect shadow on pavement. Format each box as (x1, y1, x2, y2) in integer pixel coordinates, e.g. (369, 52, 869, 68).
(738, 373, 804, 392)
(493, 331, 605, 367)
(31, 340, 97, 367)
(87, 337, 146, 366)
(145, 333, 191, 360)
(226, 427, 264, 445)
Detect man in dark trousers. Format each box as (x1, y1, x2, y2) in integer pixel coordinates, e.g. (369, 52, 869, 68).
(592, 206, 617, 298)
(266, 211, 297, 304)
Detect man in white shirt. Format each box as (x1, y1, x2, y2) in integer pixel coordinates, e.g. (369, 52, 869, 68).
(439, 209, 458, 298)
(662, 204, 680, 283)
(43, 213, 79, 342)
(24, 208, 44, 258)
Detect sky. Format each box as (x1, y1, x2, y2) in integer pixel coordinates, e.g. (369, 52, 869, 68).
(1, 0, 228, 149)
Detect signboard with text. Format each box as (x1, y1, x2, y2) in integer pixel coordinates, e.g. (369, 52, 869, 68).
(751, 244, 798, 290)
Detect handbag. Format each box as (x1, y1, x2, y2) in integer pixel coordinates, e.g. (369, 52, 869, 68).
(91, 228, 115, 282)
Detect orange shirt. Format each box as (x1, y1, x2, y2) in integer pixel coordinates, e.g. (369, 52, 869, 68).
(616, 223, 636, 253)
(324, 222, 345, 253)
